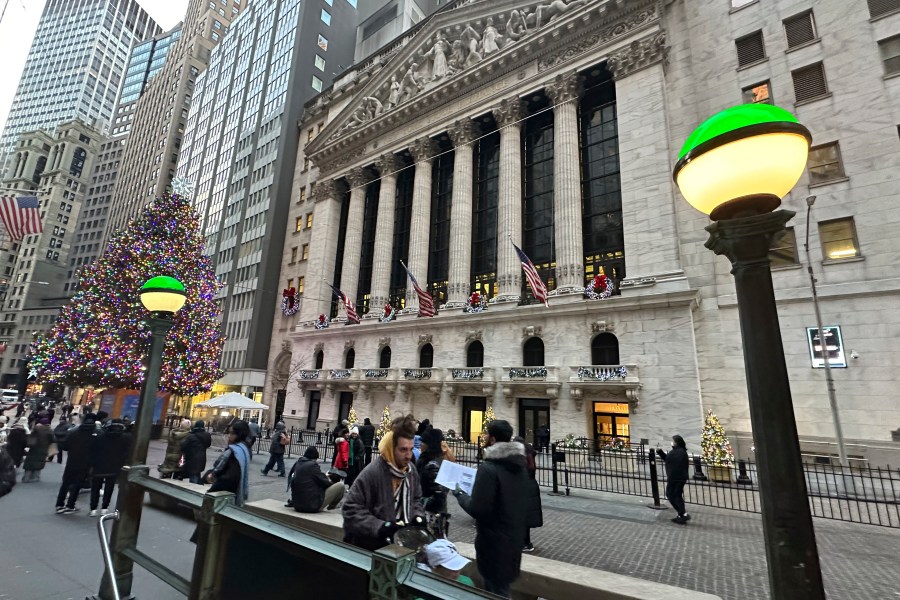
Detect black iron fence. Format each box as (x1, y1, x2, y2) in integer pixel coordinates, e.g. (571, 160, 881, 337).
(443, 440, 900, 529)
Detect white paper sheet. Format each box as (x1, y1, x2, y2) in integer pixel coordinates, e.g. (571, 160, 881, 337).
(435, 460, 477, 496)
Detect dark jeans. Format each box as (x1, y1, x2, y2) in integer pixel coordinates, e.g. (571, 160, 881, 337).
(56, 469, 87, 509)
(90, 474, 117, 510)
(263, 453, 285, 474)
(483, 578, 511, 598)
(188, 473, 203, 484)
(666, 479, 687, 517)
(363, 447, 373, 466)
(56, 450, 64, 464)
(248, 438, 257, 456)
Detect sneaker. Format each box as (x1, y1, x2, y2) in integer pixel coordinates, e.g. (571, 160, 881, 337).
(100, 508, 109, 516)
(260, 469, 268, 476)
(63, 507, 80, 514)
(683, 514, 692, 522)
(89, 509, 98, 517)
(55, 506, 66, 514)
(671, 516, 687, 525)
(522, 544, 535, 553)
(278, 472, 285, 478)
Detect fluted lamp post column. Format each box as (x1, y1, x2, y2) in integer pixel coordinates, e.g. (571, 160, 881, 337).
(673, 104, 824, 600)
(98, 275, 186, 599)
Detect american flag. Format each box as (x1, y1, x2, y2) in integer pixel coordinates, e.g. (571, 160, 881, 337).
(326, 283, 359, 324)
(400, 261, 435, 317)
(0, 195, 42, 241)
(512, 241, 549, 307)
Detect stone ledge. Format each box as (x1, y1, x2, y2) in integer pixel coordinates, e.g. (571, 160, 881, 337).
(245, 499, 722, 600)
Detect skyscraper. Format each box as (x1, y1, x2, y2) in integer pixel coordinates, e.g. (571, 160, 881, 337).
(176, 0, 360, 401)
(0, 0, 160, 165)
(64, 25, 183, 295)
(104, 0, 247, 241)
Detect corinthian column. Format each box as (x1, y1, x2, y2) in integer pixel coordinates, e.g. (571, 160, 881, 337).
(339, 167, 373, 311)
(405, 137, 438, 311)
(446, 119, 478, 307)
(492, 97, 526, 302)
(302, 179, 342, 321)
(546, 71, 585, 293)
(369, 153, 403, 309)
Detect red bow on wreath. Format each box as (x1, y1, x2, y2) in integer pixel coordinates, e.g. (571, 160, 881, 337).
(384, 303, 392, 313)
(594, 274, 608, 289)
(318, 313, 326, 323)
(470, 291, 481, 304)
(282, 287, 297, 309)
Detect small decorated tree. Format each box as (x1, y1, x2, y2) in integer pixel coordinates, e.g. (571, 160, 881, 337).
(376, 405, 392, 440)
(347, 406, 359, 429)
(701, 409, 735, 467)
(479, 405, 496, 444)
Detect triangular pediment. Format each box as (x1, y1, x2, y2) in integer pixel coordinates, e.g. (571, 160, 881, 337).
(307, 0, 652, 164)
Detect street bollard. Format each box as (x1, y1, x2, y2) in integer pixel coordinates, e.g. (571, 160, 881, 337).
(549, 443, 567, 496)
(647, 449, 666, 510)
(692, 455, 708, 481)
(736, 459, 753, 485)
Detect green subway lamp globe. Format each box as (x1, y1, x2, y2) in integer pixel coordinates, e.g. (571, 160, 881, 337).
(140, 276, 187, 314)
(673, 104, 812, 220)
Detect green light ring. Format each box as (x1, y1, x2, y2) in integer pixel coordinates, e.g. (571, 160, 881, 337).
(140, 276, 186, 296)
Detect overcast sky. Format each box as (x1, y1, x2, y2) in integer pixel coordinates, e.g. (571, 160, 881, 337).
(0, 0, 190, 136)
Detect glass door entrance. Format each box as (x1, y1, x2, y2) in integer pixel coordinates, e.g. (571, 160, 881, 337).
(338, 392, 353, 425)
(518, 399, 550, 449)
(462, 397, 487, 443)
(593, 401, 630, 448)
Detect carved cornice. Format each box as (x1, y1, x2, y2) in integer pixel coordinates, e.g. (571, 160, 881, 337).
(345, 166, 375, 188)
(492, 97, 527, 128)
(545, 70, 583, 103)
(447, 119, 479, 146)
(606, 31, 668, 80)
(311, 178, 339, 203)
(409, 137, 438, 162)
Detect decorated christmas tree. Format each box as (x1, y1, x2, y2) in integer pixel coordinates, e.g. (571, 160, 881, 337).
(347, 406, 358, 429)
(479, 405, 496, 443)
(376, 405, 392, 440)
(30, 192, 224, 396)
(701, 409, 735, 466)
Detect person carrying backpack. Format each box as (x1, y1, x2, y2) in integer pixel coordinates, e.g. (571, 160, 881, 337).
(261, 421, 288, 477)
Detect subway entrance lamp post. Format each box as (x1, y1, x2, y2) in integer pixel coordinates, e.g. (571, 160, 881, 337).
(99, 276, 186, 600)
(673, 104, 825, 599)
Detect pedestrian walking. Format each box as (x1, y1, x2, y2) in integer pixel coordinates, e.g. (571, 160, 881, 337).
(180, 420, 212, 484)
(342, 414, 425, 551)
(89, 419, 132, 516)
(0, 446, 15, 498)
(22, 418, 53, 482)
(359, 418, 376, 466)
(261, 421, 288, 477)
(53, 417, 73, 464)
(289, 446, 345, 512)
(248, 419, 261, 457)
(345, 427, 365, 487)
(6, 419, 28, 469)
(331, 429, 350, 482)
(56, 414, 98, 514)
(536, 425, 550, 453)
(416, 427, 453, 538)
(657, 435, 691, 524)
(515, 436, 543, 552)
(453, 420, 531, 598)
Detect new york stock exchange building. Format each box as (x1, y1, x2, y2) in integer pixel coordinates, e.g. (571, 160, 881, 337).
(272, 0, 900, 464)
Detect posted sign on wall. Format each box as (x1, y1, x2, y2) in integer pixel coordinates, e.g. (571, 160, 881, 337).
(806, 326, 847, 368)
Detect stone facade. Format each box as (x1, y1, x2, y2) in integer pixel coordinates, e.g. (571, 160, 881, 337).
(271, 0, 900, 464)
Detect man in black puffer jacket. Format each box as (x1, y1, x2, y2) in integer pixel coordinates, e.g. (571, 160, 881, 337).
(454, 420, 530, 599)
(657, 434, 691, 524)
(89, 419, 132, 516)
(180, 420, 212, 484)
(56, 414, 98, 514)
(289, 446, 344, 512)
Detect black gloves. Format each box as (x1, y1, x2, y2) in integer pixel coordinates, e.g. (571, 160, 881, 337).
(656, 449, 666, 458)
(377, 521, 400, 541)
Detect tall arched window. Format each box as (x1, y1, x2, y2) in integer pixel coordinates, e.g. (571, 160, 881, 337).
(591, 333, 619, 365)
(379, 346, 392, 368)
(523, 337, 544, 366)
(466, 340, 484, 367)
(70, 147, 87, 177)
(345, 348, 355, 369)
(314, 350, 324, 370)
(419, 343, 434, 368)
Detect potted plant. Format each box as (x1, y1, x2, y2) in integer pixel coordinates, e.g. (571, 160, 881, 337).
(701, 410, 735, 483)
(599, 436, 638, 473)
(555, 434, 591, 468)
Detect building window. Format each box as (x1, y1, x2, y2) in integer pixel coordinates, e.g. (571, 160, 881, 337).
(792, 62, 829, 103)
(471, 131, 500, 299)
(522, 108, 556, 301)
(300, 187, 307, 202)
(735, 31, 766, 67)
(878, 35, 900, 76)
(311, 76, 323, 92)
(324, 0, 333, 4)
(818, 218, 861, 261)
(346, 0, 357, 6)
(419, 343, 434, 368)
(523, 337, 545, 367)
(379, 346, 392, 368)
(302, 244, 309, 260)
(867, 0, 900, 19)
(428, 149, 453, 306)
(783, 11, 817, 49)
(742, 81, 772, 104)
(295, 217, 303, 231)
(314, 350, 324, 369)
(318, 34, 328, 51)
(314, 55, 326, 72)
(344, 348, 355, 368)
(287, 278, 294, 290)
(306, 213, 313, 228)
(591, 333, 620, 365)
(769, 227, 799, 267)
(807, 142, 845, 184)
(320, 9, 331, 25)
(466, 341, 484, 367)
(298, 277, 305, 294)
(291, 247, 298, 262)
(211, 31, 220, 42)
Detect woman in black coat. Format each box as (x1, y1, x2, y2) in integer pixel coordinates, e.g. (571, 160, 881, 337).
(344, 427, 365, 487)
(515, 436, 543, 552)
(180, 420, 212, 484)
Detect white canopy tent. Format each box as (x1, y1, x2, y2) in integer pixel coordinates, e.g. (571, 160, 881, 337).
(194, 392, 268, 410)
(192, 392, 268, 429)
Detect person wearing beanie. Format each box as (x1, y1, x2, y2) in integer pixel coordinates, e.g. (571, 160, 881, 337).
(416, 427, 452, 537)
(359, 418, 376, 466)
(56, 414, 98, 513)
(261, 421, 288, 477)
(159, 418, 192, 479)
(413, 419, 431, 461)
(345, 426, 365, 487)
(88, 419, 132, 516)
(22, 416, 54, 482)
(453, 420, 530, 598)
(180, 419, 212, 484)
(289, 446, 345, 512)
(657, 434, 691, 524)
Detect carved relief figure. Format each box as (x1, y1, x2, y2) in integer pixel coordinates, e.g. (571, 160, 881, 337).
(387, 75, 401, 108)
(460, 24, 483, 67)
(528, 0, 585, 29)
(506, 10, 528, 42)
(482, 17, 502, 55)
(448, 40, 466, 75)
(362, 96, 383, 119)
(400, 62, 423, 101)
(425, 33, 450, 80)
